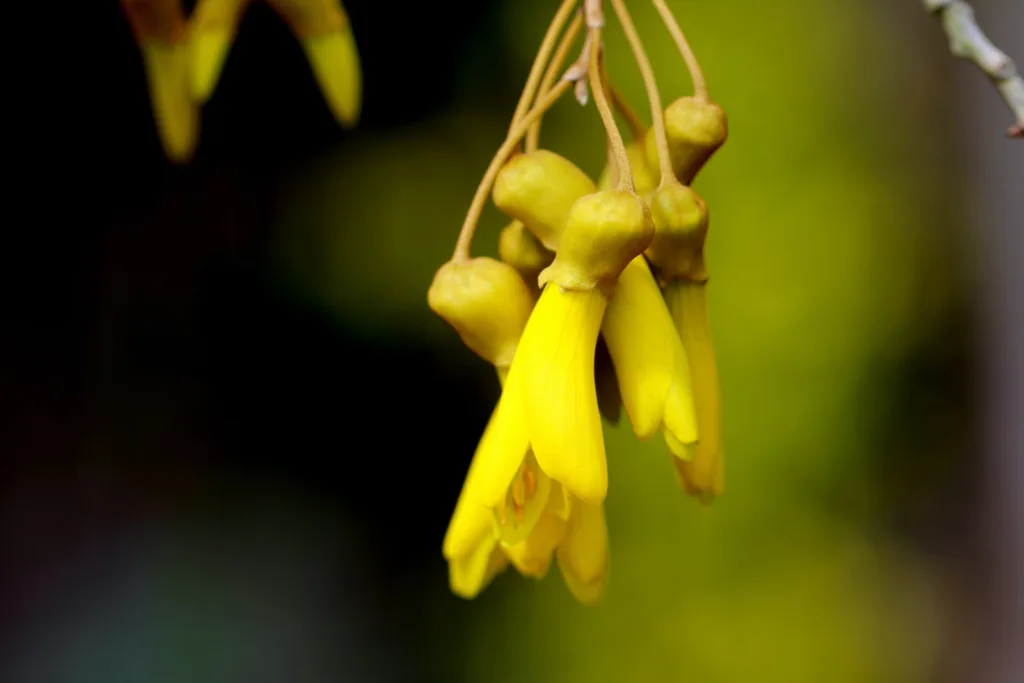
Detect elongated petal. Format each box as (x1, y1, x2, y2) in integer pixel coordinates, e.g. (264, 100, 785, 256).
(140, 42, 199, 163)
(441, 408, 500, 561)
(666, 280, 724, 499)
(300, 30, 362, 127)
(556, 498, 608, 604)
(189, 0, 248, 102)
(191, 31, 234, 102)
(469, 362, 532, 509)
(267, 0, 362, 127)
(520, 286, 608, 504)
(602, 257, 697, 443)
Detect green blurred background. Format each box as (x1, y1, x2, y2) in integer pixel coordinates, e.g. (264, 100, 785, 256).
(4, 1, 1021, 682)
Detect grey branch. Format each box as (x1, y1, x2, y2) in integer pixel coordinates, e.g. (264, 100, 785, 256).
(923, 0, 1024, 139)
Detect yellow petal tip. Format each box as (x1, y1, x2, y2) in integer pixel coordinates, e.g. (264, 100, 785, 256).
(301, 31, 362, 128)
(191, 31, 234, 103)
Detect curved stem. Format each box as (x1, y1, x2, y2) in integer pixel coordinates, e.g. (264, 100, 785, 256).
(588, 29, 634, 193)
(526, 12, 583, 152)
(600, 53, 646, 141)
(651, 0, 708, 101)
(610, 0, 674, 184)
(452, 80, 573, 262)
(509, 0, 578, 135)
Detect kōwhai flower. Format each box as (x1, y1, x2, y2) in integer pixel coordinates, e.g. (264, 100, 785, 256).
(120, 0, 199, 163)
(191, 0, 362, 127)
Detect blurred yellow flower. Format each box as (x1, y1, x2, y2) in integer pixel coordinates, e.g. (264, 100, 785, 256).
(190, 0, 362, 127)
(121, 0, 199, 163)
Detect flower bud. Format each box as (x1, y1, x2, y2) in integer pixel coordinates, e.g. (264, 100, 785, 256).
(498, 220, 554, 287)
(428, 257, 535, 367)
(645, 97, 727, 185)
(539, 190, 655, 296)
(645, 183, 710, 283)
(493, 150, 596, 251)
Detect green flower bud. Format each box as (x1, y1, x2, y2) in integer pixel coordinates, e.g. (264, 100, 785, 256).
(498, 220, 554, 287)
(645, 183, 710, 283)
(428, 257, 535, 367)
(493, 150, 596, 251)
(539, 190, 655, 296)
(645, 97, 727, 185)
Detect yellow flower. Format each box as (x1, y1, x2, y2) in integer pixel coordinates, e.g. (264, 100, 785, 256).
(191, 0, 362, 127)
(647, 182, 724, 501)
(601, 256, 699, 451)
(120, 0, 199, 163)
(430, 257, 609, 602)
(431, 0, 731, 602)
(496, 151, 698, 458)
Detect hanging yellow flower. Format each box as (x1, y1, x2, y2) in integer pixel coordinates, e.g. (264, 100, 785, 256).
(430, 0, 730, 602)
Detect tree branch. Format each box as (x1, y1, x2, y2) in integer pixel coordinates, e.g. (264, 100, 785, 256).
(923, 0, 1024, 139)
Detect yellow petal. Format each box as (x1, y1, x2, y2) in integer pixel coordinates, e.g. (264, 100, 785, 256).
(503, 482, 569, 579)
(449, 534, 508, 600)
(468, 360, 532, 509)
(601, 257, 697, 443)
(140, 42, 198, 163)
(441, 419, 498, 561)
(519, 285, 608, 504)
(442, 381, 531, 558)
(189, 0, 248, 102)
(556, 497, 609, 604)
(665, 280, 724, 499)
(191, 31, 233, 102)
(300, 29, 362, 128)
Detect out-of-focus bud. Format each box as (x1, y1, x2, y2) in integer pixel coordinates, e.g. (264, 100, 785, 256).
(428, 257, 535, 368)
(493, 150, 596, 251)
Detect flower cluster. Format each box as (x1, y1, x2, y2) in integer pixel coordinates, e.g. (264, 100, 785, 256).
(429, 0, 727, 603)
(119, 0, 361, 162)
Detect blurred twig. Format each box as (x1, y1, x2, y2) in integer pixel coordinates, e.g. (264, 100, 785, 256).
(923, 0, 1024, 138)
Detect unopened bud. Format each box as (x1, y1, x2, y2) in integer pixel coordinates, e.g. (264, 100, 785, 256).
(428, 257, 535, 367)
(539, 190, 655, 296)
(645, 97, 727, 185)
(645, 183, 709, 283)
(493, 150, 596, 251)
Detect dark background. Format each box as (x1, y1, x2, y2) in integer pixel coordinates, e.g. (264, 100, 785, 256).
(3, 1, 1021, 682)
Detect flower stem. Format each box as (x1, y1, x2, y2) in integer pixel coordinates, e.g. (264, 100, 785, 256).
(588, 28, 634, 193)
(610, 0, 674, 185)
(526, 12, 584, 152)
(452, 80, 573, 262)
(600, 53, 646, 141)
(509, 0, 579, 136)
(651, 0, 708, 101)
